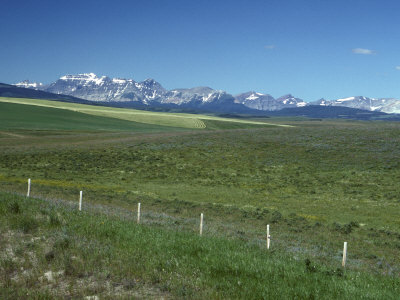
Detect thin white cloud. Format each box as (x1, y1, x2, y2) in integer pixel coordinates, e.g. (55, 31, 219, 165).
(352, 48, 376, 55)
(264, 45, 275, 50)
(396, 66, 400, 70)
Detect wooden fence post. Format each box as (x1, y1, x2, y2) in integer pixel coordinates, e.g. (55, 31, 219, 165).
(79, 191, 82, 211)
(137, 203, 141, 224)
(27, 178, 31, 197)
(342, 242, 347, 267)
(200, 213, 203, 236)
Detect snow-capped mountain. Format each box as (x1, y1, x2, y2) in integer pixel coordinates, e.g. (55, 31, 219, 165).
(235, 92, 307, 111)
(162, 87, 233, 106)
(310, 96, 400, 114)
(15, 73, 240, 110)
(235, 92, 276, 110)
(14, 73, 400, 113)
(43, 73, 167, 103)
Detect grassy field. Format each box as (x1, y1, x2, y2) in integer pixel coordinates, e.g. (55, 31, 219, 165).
(1, 192, 399, 299)
(0, 97, 287, 129)
(0, 101, 187, 132)
(0, 98, 399, 298)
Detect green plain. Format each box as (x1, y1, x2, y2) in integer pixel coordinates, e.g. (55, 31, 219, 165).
(0, 101, 186, 132)
(0, 98, 399, 298)
(0, 97, 287, 129)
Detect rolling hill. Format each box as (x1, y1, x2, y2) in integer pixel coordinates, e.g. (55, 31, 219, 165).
(0, 97, 288, 130)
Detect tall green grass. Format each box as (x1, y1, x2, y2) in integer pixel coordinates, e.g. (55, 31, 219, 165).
(0, 192, 398, 299)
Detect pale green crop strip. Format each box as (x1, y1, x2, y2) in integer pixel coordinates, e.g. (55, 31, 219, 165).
(0, 97, 293, 129)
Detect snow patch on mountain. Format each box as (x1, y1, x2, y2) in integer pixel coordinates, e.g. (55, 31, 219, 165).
(336, 96, 355, 102)
(15, 80, 44, 90)
(246, 94, 260, 101)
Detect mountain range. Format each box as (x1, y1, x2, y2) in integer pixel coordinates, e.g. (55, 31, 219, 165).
(14, 73, 400, 114)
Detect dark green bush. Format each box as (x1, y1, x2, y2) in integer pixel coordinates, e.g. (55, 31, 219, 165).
(15, 216, 39, 233)
(305, 258, 317, 273)
(8, 201, 20, 214)
(332, 221, 359, 234)
(270, 211, 283, 223)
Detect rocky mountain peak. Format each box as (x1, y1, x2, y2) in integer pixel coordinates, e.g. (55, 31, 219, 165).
(12, 73, 400, 113)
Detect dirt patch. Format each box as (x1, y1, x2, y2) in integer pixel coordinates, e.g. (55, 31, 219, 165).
(0, 228, 170, 299)
(0, 131, 26, 138)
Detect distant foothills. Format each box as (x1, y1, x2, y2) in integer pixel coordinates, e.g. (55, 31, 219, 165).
(3, 73, 400, 118)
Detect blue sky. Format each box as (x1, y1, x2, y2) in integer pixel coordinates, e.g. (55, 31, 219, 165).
(1, 0, 399, 101)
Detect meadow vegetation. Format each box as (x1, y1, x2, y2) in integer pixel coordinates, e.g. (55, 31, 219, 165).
(0, 98, 399, 298)
(1, 192, 399, 299)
